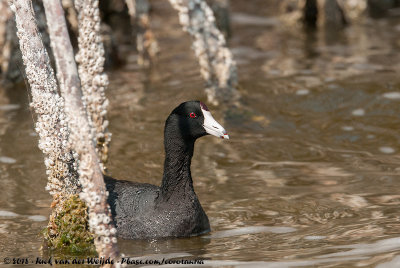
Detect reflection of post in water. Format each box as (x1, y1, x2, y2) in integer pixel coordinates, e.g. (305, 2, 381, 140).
(303, 25, 319, 59)
(320, 0, 347, 30)
(207, 0, 231, 38)
(367, 0, 399, 18)
(280, 0, 372, 30)
(126, 0, 159, 66)
(319, 0, 348, 45)
(302, 0, 400, 27)
(303, 0, 318, 29)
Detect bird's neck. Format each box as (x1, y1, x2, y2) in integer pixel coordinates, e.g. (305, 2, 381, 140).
(160, 122, 196, 200)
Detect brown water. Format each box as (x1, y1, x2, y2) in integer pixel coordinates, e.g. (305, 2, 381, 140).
(3, 1, 400, 267)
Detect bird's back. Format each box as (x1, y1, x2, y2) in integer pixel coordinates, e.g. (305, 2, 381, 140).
(105, 176, 160, 238)
(104, 176, 210, 239)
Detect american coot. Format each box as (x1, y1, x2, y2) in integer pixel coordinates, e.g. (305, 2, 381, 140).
(105, 101, 229, 239)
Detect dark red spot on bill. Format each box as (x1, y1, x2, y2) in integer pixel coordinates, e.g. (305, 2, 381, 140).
(199, 102, 209, 111)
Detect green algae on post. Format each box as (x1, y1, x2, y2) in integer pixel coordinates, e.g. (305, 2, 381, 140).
(44, 195, 96, 255)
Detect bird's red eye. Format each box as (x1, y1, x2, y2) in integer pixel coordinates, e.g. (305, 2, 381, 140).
(189, 112, 196, 118)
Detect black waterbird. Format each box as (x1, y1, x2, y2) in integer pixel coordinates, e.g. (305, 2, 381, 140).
(105, 101, 229, 239)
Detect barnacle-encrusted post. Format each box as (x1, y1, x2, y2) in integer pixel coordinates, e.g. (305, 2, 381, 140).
(169, 0, 238, 105)
(42, 0, 119, 262)
(8, 0, 81, 240)
(125, 0, 159, 66)
(8, 0, 80, 202)
(75, 0, 111, 172)
(2, 0, 51, 83)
